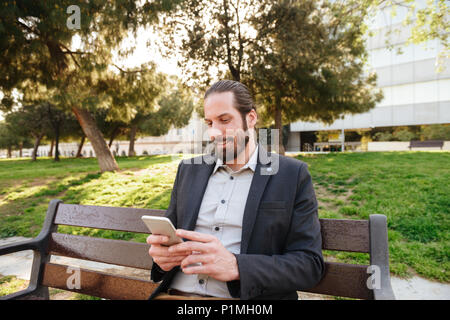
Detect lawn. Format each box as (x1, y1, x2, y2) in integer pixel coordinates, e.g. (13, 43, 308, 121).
(0, 151, 448, 287)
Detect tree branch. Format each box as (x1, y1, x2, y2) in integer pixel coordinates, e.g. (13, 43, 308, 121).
(112, 64, 146, 74)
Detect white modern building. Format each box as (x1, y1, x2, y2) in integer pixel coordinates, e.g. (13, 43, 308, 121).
(287, 0, 450, 151)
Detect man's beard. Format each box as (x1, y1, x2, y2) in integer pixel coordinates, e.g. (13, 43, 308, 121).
(214, 134, 250, 164)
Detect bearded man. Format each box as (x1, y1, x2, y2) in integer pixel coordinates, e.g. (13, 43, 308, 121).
(147, 80, 324, 300)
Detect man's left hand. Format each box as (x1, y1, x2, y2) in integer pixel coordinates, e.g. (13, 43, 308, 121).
(168, 229, 240, 282)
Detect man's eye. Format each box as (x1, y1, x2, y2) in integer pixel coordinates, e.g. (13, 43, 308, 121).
(221, 119, 230, 123)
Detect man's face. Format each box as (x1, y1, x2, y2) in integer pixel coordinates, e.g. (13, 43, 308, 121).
(204, 91, 250, 163)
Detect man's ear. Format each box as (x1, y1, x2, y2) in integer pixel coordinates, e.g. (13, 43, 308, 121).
(246, 109, 257, 129)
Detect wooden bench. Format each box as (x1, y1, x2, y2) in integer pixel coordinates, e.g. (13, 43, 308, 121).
(0, 199, 395, 300)
(409, 140, 444, 150)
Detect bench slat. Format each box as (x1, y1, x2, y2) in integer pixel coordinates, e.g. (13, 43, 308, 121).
(303, 261, 372, 299)
(42, 263, 158, 300)
(320, 219, 370, 253)
(54, 203, 165, 233)
(48, 233, 152, 270)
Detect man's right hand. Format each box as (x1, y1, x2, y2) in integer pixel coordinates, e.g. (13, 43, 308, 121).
(147, 234, 191, 272)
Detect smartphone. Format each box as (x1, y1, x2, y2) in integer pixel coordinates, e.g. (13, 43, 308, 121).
(141, 216, 183, 246)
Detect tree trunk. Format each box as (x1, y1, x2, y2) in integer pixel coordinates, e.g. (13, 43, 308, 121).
(19, 142, 23, 158)
(54, 124, 60, 162)
(72, 107, 119, 172)
(7, 146, 12, 158)
(49, 139, 54, 157)
(109, 126, 120, 148)
(128, 125, 137, 157)
(32, 132, 44, 161)
(274, 100, 285, 156)
(76, 135, 85, 158)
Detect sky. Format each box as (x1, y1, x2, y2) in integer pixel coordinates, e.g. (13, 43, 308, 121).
(112, 26, 182, 76)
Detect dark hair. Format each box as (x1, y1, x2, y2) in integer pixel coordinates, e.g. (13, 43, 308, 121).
(204, 80, 256, 128)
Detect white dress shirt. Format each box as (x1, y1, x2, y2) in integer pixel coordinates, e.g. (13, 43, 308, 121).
(170, 145, 259, 298)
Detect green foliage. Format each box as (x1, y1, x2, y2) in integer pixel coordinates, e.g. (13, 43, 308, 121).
(373, 131, 393, 141)
(393, 129, 418, 141)
(421, 124, 450, 140)
(371, 125, 450, 142)
(140, 82, 194, 137)
(250, 1, 382, 128)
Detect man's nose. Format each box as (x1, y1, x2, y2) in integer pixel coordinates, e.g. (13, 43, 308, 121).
(208, 127, 224, 142)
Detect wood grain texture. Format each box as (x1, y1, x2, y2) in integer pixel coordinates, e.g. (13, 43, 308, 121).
(320, 219, 370, 253)
(303, 261, 373, 300)
(54, 203, 165, 233)
(42, 263, 158, 300)
(48, 233, 152, 269)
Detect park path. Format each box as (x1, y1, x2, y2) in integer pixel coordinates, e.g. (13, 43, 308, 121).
(0, 236, 449, 300)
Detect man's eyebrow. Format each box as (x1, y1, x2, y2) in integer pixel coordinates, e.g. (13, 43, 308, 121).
(204, 113, 232, 121)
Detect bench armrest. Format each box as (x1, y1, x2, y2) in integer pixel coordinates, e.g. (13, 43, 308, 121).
(0, 238, 43, 300)
(369, 214, 396, 300)
(0, 199, 62, 300)
(0, 238, 40, 256)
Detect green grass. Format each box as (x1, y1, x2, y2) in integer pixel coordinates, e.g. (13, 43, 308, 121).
(0, 275, 28, 296)
(0, 152, 449, 286)
(298, 151, 450, 282)
(0, 275, 101, 299)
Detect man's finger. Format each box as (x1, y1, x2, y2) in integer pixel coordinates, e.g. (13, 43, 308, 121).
(181, 264, 212, 275)
(149, 245, 191, 257)
(169, 241, 212, 254)
(147, 234, 169, 245)
(155, 255, 188, 264)
(180, 254, 213, 269)
(176, 229, 217, 243)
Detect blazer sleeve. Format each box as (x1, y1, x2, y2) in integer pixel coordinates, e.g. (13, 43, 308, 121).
(150, 160, 182, 283)
(229, 162, 325, 299)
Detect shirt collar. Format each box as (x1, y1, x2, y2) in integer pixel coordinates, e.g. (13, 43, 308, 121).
(213, 145, 259, 175)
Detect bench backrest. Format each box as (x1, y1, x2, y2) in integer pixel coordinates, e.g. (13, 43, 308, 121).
(41, 201, 377, 300)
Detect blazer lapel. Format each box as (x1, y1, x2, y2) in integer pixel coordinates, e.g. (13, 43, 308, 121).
(240, 144, 273, 254)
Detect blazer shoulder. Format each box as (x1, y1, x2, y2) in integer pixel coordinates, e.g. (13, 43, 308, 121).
(277, 154, 308, 171)
(180, 154, 215, 166)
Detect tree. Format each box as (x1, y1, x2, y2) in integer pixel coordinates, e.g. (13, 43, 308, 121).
(157, 0, 382, 154)
(3, 102, 80, 161)
(156, 0, 258, 86)
(0, 0, 185, 171)
(131, 79, 195, 156)
(0, 122, 20, 158)
(249, 1, 382, 153)
(2, 104, 50, 161)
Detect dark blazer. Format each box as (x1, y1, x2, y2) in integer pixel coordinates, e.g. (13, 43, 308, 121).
(149, 144, 325, 300)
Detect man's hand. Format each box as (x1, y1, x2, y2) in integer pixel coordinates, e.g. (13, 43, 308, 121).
(168, 229, 240, 282)
(146, 234, 191, 272)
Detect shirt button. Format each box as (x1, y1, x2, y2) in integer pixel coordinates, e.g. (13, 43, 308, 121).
(230, 176, 234, 180)
(221, 199, 225, 204)
(199, 279, 205, 285)
(214, 226, 220, 231)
